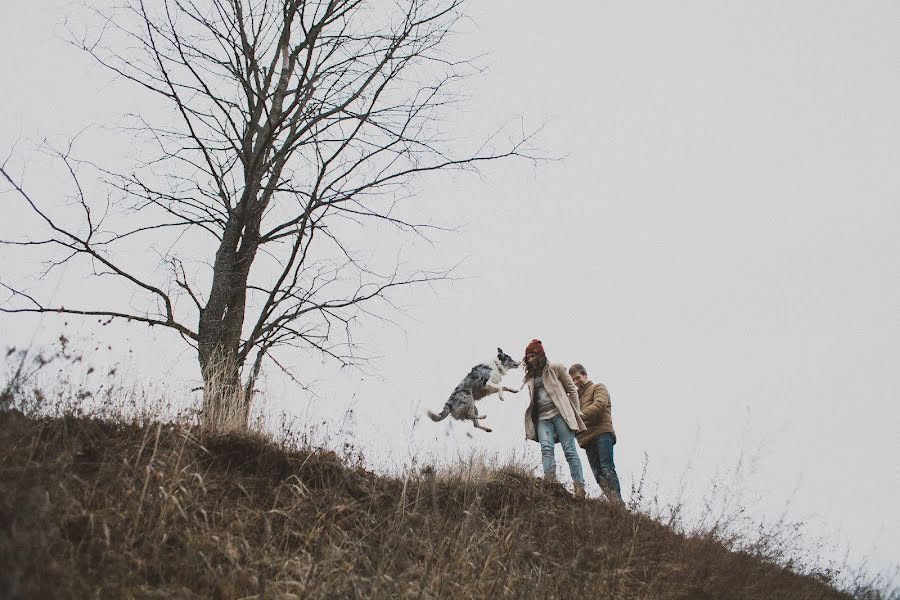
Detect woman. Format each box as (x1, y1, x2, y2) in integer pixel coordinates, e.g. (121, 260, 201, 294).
(522, 339, 587, 498)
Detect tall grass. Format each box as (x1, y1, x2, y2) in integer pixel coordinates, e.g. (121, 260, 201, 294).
(1, 340, 897, 599)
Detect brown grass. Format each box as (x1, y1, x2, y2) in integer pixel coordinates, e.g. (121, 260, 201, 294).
(1, 341, 895, 599)
(2, 408, 891, 600)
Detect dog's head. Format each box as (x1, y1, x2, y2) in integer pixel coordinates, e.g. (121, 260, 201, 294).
(496, 348, 521, 371)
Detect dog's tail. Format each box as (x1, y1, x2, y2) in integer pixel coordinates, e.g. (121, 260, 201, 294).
(427, 406, 450, 422)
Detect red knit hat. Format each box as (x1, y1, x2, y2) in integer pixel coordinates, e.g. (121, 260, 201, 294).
(524, 339, 545, 356)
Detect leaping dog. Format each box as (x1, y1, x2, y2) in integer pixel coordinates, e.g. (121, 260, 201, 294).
(427, 348, 522, 433)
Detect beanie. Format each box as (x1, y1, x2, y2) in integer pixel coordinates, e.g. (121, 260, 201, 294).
(524, 339, 545, 356)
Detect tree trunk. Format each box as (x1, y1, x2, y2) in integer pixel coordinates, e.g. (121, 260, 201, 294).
(198, 345, 247, 431)
(197, 214, 258, 430)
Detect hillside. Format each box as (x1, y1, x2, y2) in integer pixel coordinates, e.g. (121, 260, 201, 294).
(0, 409, 876, 599)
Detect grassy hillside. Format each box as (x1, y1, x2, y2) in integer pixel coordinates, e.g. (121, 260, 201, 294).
(1, 407, 888, 600)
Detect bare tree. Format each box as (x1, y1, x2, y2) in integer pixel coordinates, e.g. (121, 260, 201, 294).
(0, 0, 534, 429)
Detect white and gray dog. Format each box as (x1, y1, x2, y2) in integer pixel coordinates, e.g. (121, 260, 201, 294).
(427, 348, 522, 433)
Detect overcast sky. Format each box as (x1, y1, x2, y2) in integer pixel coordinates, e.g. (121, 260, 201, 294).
(2, 0, 899, 579)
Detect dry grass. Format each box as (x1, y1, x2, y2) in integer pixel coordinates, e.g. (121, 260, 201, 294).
(2, 410, 896, 600)
(1, 342, 896, 599)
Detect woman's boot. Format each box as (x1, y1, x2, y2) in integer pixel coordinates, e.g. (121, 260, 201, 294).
(573, 482, 586, 499)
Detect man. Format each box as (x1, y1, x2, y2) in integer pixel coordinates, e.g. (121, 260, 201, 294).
(569, 363, 623, 504)
(521, 339, 587, 498)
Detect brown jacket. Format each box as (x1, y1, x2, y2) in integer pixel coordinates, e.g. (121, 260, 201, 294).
(523, 362, 586, 441)
(575, 381, 616, 447)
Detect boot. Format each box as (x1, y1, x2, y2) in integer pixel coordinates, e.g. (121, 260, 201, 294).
(573, 482, 586, 499)
(543, 470, 557, 484)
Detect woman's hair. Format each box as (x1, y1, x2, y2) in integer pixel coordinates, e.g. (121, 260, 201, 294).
(523, 353, 547, 381)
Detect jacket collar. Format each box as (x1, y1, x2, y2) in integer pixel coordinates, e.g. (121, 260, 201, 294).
(577, 379, 593, 393)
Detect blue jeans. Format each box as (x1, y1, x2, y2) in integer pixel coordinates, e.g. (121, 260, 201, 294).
(536, 415, 585, 486)
(584, 432, 622, 502)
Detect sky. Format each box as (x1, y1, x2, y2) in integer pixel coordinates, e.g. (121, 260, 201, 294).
(2, 0, 899, 579)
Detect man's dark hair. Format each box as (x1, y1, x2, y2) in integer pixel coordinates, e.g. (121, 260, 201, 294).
(569, 363, 587, 377)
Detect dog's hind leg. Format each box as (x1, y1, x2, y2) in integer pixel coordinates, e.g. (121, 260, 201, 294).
(472, 420, 493, 433)
(469, 405, 492, 433)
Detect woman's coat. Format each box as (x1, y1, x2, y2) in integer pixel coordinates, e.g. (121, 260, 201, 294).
(523, 362, 586, 441)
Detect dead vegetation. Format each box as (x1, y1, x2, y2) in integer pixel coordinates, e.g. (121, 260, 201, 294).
(1, 341, 895, 599)
(1, 407, 890, 600)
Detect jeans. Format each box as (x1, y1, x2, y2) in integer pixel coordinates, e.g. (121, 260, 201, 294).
(536, 414, 585, 486)
(584, 432, 622, 502)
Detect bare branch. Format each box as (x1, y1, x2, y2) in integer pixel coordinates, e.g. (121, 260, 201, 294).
(5, 0, 538, 429)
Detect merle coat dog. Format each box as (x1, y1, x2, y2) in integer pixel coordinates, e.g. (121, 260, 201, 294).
(427, 348, 522, 433)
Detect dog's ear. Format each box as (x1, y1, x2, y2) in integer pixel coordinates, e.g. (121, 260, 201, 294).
(497, 347, 504, 356)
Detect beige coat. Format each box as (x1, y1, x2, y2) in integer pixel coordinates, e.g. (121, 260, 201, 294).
(523, 362, 586, 441)
(575, 381, 616, 447)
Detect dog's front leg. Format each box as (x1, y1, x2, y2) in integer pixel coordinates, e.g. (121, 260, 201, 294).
(495, 382, 526, 400)
(493, 385, 520, 401)
(483, 382, 506, 401)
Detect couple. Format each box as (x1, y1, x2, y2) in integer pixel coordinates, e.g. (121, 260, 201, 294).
(522, 339, 622, 503)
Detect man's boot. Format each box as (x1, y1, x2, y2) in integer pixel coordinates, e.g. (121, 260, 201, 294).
(544, 471, 557, 485)
(574, 482, 586, 499)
